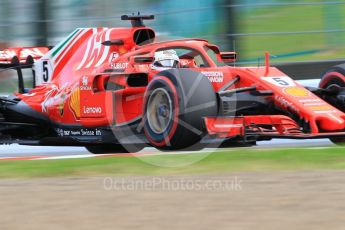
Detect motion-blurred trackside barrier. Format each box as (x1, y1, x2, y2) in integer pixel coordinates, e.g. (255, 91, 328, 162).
(274, 60, 345, 80)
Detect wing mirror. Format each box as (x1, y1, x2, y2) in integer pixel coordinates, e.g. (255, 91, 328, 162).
(102, 40, 124, 46)
(133, 56, 154, 64)
(220, 52, 237, 63)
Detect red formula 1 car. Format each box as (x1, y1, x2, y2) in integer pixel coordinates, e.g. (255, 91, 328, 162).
(0, 15, 345, 153)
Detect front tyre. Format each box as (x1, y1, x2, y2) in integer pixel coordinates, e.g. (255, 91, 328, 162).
(143, 69, 217, 150)
(320, 64, 345, 145)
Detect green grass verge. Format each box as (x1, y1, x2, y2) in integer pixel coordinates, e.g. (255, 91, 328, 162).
(237, 1, 345, 62)
(1, 147, 345, 178)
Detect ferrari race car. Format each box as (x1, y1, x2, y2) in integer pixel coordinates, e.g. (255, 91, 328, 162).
(0, 14, 345, 153)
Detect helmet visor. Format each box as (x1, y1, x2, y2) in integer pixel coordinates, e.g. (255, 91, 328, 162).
(156, 60, 179, 68)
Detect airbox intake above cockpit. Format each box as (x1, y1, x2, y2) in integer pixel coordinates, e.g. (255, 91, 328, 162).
(133, 28, 155, 46)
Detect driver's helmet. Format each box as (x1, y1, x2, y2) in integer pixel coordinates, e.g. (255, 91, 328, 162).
(151, 50, 180, 70)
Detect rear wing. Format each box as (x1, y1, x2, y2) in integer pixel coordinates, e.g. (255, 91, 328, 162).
(0, 46, 51, 93)
(0, 47, 50, 66)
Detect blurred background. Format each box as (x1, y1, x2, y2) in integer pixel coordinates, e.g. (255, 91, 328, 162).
(0, 0, 345, 63)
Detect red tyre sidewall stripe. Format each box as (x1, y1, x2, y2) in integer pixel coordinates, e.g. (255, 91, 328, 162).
(320, 71, 345, 88)
(144, 76, 179, 147)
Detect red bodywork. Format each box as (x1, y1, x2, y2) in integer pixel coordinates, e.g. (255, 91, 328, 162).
(1, 20, 345, 144)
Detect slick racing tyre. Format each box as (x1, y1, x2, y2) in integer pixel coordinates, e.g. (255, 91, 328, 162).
(85, 144, 143, 154)
(320, 64, 345, 90)
(320, 64, 345, 145)
(143, 69, 217, 150)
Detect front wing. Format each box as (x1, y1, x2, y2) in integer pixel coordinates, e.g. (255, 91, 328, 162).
(204, 116, 345, 141)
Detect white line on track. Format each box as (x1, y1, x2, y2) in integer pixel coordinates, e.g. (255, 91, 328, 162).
(35, 154, 96, 160)
(0, 139, 335, 161)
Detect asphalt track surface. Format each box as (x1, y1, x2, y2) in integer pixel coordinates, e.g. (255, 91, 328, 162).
(0, 139, 334, 159)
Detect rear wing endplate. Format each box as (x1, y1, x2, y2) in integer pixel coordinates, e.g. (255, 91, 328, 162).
(0, 47, 51, 93)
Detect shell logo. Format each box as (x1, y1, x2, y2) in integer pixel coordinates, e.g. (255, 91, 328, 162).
(119, 47, 127, 54)
(57, 94, 66, 117)
(284, 87, 311, 97)
(70, 88, 80, 119)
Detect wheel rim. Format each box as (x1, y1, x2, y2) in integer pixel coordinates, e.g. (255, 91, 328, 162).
(326, 83, 343, 91)
(146, 88, 173, 135)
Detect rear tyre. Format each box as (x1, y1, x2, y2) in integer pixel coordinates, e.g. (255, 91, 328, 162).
(320, 64, 345, 145)
(143, 69, 218, 150)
